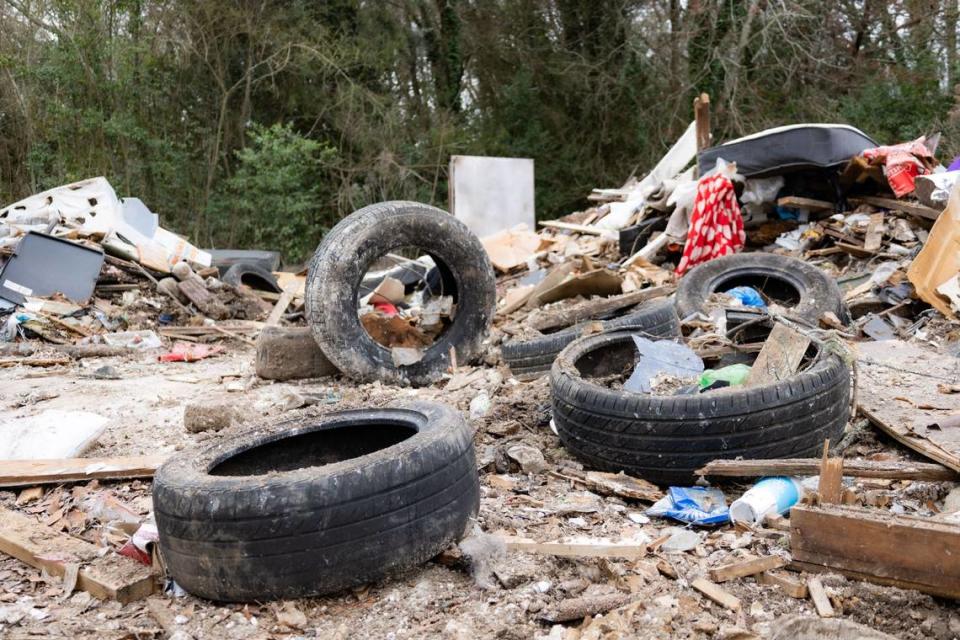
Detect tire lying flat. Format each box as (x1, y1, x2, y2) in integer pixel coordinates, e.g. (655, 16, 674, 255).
(502, 299, 681, 379)
(675, 253, 848, 324)
(152, 401, 479, 602)
(550, 331, 850, 486)
(305, 201, 496, 386)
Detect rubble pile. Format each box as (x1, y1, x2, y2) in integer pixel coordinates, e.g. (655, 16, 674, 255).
(2, 114, 960, 639)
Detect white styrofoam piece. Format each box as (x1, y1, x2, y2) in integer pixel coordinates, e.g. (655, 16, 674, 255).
(450, 155, 535, 239)
(0, 410, 109, 460)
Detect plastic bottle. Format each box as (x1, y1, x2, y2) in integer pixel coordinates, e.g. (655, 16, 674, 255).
(728, 476, 803, 525)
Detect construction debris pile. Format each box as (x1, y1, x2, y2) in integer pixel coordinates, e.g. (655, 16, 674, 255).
(2, 110, 960, 640)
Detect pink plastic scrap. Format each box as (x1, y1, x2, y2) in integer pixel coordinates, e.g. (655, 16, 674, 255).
(862, 137, 935, 197)
(676, 173, 745, 276)
(157, 341, 225, 362)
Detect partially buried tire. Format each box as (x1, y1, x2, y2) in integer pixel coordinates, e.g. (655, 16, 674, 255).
(306, 201, 496, 386)
(502, 299, 680, 380)
(550, 331, 849, 485)
(152, 401, 479, 602)
(675, 253, 848, 324)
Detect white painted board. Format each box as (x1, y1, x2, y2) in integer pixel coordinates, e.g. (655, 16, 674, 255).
(0, 410, 108, 460)
(449, 155, 535, 239)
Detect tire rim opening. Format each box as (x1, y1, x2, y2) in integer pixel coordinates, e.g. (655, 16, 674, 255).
(356, 247, 459, 358)
(714, 273, 802, 306)
(209, 420, 418, 476)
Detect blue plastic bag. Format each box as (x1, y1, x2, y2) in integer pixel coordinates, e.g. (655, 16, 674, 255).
(646, 486, 730, 526)
(724, 286, 766, 309)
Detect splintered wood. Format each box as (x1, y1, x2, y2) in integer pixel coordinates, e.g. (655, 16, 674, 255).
(807, 577, 835, 617)
(0, 507, 155, 603)
(691, 578, 741, 611)
(0, 455, 166, 488)
(501, 536, 647, 560)
(745, 323, 811, 387)
(696, 458, 956, 481)
(790, 504, 960, 599)
(707, 555, 786, 582)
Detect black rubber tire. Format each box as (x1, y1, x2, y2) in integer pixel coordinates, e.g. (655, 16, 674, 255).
(305, 201, 496, 385)
(221, 262, 282, 293)
(550, 331, 850, 485)
(502, 299, 680, 379)
(152, 401, 479, 602)
(675, 253, 848, 324)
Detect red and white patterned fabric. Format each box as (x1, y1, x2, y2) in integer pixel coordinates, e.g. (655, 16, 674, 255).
(675, 173, 745, 276)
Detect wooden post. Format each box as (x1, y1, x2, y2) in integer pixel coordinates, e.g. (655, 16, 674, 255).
(694, 93, 711, 151)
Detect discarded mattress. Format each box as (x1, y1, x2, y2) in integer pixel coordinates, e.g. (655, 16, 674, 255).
(697, 124, 878, 178)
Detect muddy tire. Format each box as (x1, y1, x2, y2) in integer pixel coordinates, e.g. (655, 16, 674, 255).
(675, 253, 848, 324)
(549, 331, 849, 485)
(306, 201, 496, 385)
(221, 262, 281, 293)
(152, 401, 479, 602)
(502, 299, 680, 379)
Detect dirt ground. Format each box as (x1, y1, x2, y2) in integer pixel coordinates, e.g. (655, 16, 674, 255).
(1, 338, 959, 640)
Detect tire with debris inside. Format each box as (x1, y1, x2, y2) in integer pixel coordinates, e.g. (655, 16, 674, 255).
(501, 299, 681, 379)
(675, 253, 848, 324)
(550, 331, 849, 485)
(152, 401, 479, 601)
(306, 201, 496, 385)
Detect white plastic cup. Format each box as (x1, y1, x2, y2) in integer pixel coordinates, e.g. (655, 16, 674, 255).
(729, 476, 803, 525)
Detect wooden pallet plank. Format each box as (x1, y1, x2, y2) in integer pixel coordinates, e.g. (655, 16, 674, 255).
(696, 458, 955, 481)
(0, 455, 166, 488)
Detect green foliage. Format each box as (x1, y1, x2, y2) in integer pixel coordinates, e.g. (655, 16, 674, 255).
(214, 123, 337, 264)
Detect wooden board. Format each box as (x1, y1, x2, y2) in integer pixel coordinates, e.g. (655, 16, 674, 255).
(0, 455, 166, 488)
(850, 196, 942, 221)
(757, 571, 808, 598)
(690, 578, 740, 611)
(856, 340, 960, 472)
(530, 286, 674, 332)
(776, 196, 834, 212)
(745, 323, 811, 387)
(696, 458, 955, 481)
(818, 448, 844, 505)
(0, 507, 156, 603)
(807, 577, 835, 617)
(863, 212, 885, 252)
(707, 556, 785, 582)
(266, 283, 298, 326)
(501, 536, 646, 560)
(790, 504, 960, 599)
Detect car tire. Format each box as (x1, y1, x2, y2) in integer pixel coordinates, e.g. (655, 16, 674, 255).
(502, 299, 680, 380)
(675, 253, 848, 324)
(549, 331, 849, 485)
(305, 201, 496, 385)
(152, 401, 479, 601)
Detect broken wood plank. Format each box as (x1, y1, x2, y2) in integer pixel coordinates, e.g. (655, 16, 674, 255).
(501, 536, 646, 560)
(0, 455, 167, 488)
(818, 443, 844, 505)
(790, 503, 960, 599)
(863, 212, 885, 252)
(856, 340, 960, 472)
(707, 556, 786, 583)
(530, 286, 674, 332)
(745, 322, 811, 387)
(265, 283, 297, 326)
(696, 458, 956, 481)
(549, 469, 663, 502)
(694, 93, 711, 152)
(850, 196, 942, 221)
(776, 196, 834, 212)
(0, 506, 156, 603)
(807, 577, 835, 617)
(690, 577, 741, 611)
(757, 571, 808, 598)
(538, 220, 608, 236)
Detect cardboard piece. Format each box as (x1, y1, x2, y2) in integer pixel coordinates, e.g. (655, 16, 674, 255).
(481, 226, 543, 272)
(907, 183, 960, 318)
